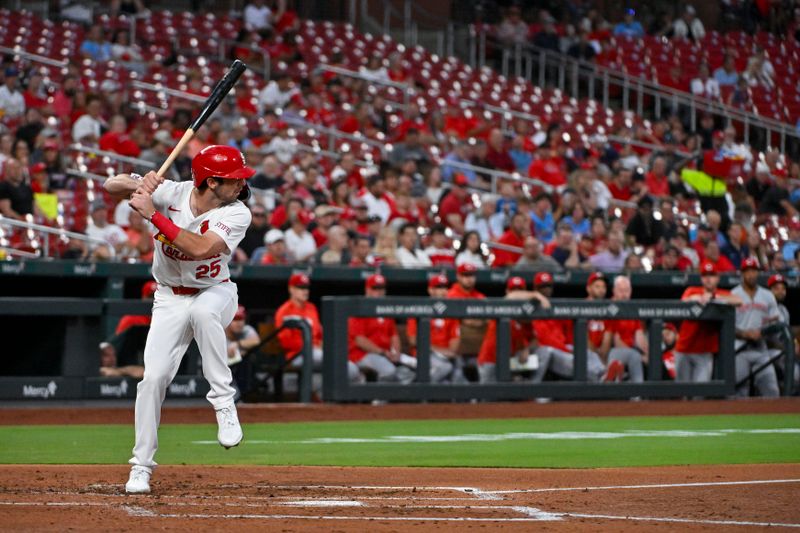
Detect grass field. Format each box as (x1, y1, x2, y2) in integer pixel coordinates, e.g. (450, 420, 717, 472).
(1, 413, 798, 468)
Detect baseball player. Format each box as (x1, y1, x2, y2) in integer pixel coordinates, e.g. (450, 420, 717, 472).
(605, 275, 647, 383)
(104, 145, 254, 494)
(531, 272, 606, 381)
(405, 274, 458, 383)
(732, 258, 780, 397)
(348, 274, 415, 382)
(768, 273, 800, 389)
(674, 261, 742, 384)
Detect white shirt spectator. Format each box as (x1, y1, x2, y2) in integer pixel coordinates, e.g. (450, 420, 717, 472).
(86, 222, 128, 251)
(114, 200, 133, 227)
(358, 65, 390, 83)
(455, 250, 488, 269)
(591, 177, 612, 210)
(244, 2, 272, 31)
(691, 77, 721, 100)
(362, 191, 392, 224)
(257, 81, 298, 112)
(0, 85, 25, 119)
(263, 135, 296, 164)
(72, 114, 103, 143)
(284, 227, 317, 263)
(464, 212, 504, 243)
(672, 16, 705, 41)
(396, 246, 432, 267)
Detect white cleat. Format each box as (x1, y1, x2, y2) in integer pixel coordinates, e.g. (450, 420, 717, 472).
(216, 405, 243, 449)
(125, 465, 152, 494)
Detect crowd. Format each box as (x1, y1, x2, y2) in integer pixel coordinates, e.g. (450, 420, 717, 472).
(0, 3, 797, 278)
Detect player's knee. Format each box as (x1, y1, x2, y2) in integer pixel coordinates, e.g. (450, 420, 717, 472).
(189, 303, 220, 325)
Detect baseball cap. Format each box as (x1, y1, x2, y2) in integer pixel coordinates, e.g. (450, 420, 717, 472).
(453, 173, 469, 187)
(141, 281, 158, 299)
(506, 276, 527, 291)
(233, 305, 246, 321)
(534, 271, 553, 287)
(4, 67, 18, 77)
(314, 205, 342, 218)
(699, 261, 718, 275)
(428, 273, 450, 289)
(768, 273, 786, 288)
(30, 162, 46, 174)
(366, 273, 386, 290)
(664, 322, 678, 333)
(265, 228, 285, 245)
(587, 272, 606, 286)
(740, 257, 760, 271)
(456, 263, 478, 276)
(288, 273, 310, 288)
(90, 199, 107, 212)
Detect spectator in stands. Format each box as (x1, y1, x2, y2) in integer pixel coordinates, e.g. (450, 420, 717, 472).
(260, 229, 290, 265)
(690, 63, 721, 102)
(532, 16, 560, 52)
(567, 30, 596, 61)
(496, 5, 529, 48)
(250, 154, 284, 193)
(80, 26, 112, 62)
(714, 55, 739, 88)
(589, 230, 628, 272)
(424, 224, 455, 267)
(703, 239, 735, 273)
(389, 128, 430, 168)
(492, 212, 529, 267)
(655, 245, 688, 271)
(0, 67, 25, 121)
(361, 174, 392, 224)
(348, 234, 374, 266)
(258, 72, 298, 113)
(758, 168, 797, 217)
(359, 54, 390, 83)
(727, 76, 752, 109)
(122, 210, 154, 262)
(21, 71, 47, 113)
(455, 230, 488, 269)
(516, 235, 561, 271)
(86, 199, 129, 259)
(782, 220, 800, 265)
(672, 5, 706, 41)
(244, 0, 273, 32)
(236, 205, 269, 261)
(560, 201, 591, 237)
(283, 209, 316, 263)
(441, 140, 478, 185)
(71, 95, 105, 145)
(396, 222, 432, 267)
(348, 274, 415, 382)
(718, 126, 753, 172)
(721, 222, 749, 268)
(625, 196, 666, 247)
(99, 115, 141, 158)
(314, 224, 351, 265)
(613, 8, 645, 38)
(732, 258, 780, 397)
(530, 192, 555, 242)
(485, 128, 515, 172)
(98, 283, 154, 377)
(0, 158, 33, 220)
(134, 130, 180, 181)
(605, 275, 647, 383)
(372, 225, 399, 265)
(438, 175, 471, 234)
(547, 222, 583, 268)
(110, 29, 147, 75)
(465, 193, 503, 243)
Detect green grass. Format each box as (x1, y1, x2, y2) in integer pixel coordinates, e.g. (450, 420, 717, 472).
(1, 414, 798, 468)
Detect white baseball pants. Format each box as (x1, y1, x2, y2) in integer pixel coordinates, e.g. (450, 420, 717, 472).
(129, 282, 238, 469)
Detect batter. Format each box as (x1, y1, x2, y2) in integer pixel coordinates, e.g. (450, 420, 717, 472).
(104, 145, 254, 494)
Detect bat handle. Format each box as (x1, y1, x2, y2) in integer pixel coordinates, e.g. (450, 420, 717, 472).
(156, 128, 195, 178)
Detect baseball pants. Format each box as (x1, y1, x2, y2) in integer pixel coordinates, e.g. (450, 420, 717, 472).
(358, 353, 415, 383)
(289, 346, 363, 383)
(608, 347, 644, 382)
(735, 349, 780, 397)
(544, 346, 605, 382)
(130, 282, 238, 469)
(674, 351, 713, 383)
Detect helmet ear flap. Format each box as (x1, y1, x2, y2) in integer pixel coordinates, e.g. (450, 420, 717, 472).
(237, 183, 251, 201)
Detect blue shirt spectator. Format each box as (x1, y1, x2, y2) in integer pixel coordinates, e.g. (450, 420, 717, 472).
(714, 56, 739, 87)
(613, 10, 644, 38)
(441, 146, 478, 184)
(80, 27, 112, 62)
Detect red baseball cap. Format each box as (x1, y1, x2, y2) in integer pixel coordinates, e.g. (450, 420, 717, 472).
(366, 273, 387, 290)
(713, 130, 725, 140)
(233, 305, 246, 321)
(30, 162, 46, 174)
(506, 276, 527, 291)
(740, 257, 760, 271)
(768, 273, 786, 288)
(288, 273, 310, 288)
(141, 281, 158, 299)
(428, 274, 449, 289)
(700, 261, 718, 275)
(534, 272, 553, 287)
(586, 272, 606, 286)
(456, 263, 478, 275)
(664, 322, 678, 333)
(453, 174, 469, 187)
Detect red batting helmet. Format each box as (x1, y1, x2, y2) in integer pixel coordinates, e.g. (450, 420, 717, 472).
(191, 145, 255, 197)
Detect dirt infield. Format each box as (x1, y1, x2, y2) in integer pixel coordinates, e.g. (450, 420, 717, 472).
(0, 464, 799, 531)
(1, 397, 799, 425)
(1, 399, 798, 530)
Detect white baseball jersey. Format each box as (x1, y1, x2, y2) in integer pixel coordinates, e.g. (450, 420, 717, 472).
(150, 180, 251, 288)
(731, 284, 780, 351)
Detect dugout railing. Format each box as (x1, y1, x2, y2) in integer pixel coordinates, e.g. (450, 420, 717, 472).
(322, 296, 739, 402)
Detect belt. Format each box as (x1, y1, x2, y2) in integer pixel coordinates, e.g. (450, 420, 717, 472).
(168, 279, 229, 296)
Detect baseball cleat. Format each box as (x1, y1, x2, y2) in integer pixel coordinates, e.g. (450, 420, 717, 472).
(125, 465, 152, 494)
(216, 405, 243, 449)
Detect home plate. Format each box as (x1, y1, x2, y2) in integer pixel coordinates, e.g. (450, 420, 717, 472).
(281, 500, 365, 507)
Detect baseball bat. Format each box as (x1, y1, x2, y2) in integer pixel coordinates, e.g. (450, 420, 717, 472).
(155, 60, 248, 178)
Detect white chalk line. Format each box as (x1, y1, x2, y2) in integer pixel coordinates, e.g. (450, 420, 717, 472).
(485, 477, 800, 494)
(561, 512, 800, 529)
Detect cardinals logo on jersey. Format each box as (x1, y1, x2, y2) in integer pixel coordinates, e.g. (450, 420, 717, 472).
(200, 220, 210, 234)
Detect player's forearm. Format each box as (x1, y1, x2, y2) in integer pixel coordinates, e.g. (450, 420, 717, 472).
(355, 336, 386, 355)
(169, 230, 223, 260)
(104, 174, 139, 198)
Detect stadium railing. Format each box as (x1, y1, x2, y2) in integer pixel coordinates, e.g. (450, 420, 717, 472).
(321, 296, 738, 401)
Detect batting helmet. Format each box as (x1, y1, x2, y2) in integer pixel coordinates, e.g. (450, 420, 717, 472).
(191, 145, 255, 200)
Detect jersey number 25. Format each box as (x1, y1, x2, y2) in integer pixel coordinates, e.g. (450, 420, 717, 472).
(196, 259, 221, 279)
